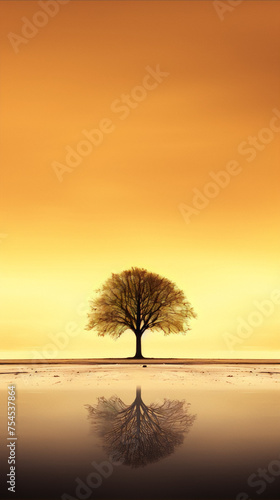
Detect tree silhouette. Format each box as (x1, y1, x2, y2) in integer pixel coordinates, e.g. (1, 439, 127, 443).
(85, 387, 196, 468)
(86, 267, 196, 359)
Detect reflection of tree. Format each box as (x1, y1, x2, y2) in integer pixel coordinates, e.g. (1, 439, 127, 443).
(85, 387, 196, 468)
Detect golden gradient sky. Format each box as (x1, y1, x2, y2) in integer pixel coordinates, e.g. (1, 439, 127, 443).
(1, 0, 280, 359)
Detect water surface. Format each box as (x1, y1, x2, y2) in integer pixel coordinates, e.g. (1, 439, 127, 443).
(0, 364, 279, 500)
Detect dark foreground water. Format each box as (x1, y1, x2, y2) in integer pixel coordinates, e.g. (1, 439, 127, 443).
(0, 371, 280, 500)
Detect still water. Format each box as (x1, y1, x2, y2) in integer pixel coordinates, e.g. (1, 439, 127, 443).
(0, 368, 279, 500)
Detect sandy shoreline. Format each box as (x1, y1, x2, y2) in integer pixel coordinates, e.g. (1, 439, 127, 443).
(0, 363, 279, 391)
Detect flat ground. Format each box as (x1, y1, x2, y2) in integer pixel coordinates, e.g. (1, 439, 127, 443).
(0, 361, 279, 391)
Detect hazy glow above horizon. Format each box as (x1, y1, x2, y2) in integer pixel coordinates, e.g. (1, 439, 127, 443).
(0, 0, 279, 359)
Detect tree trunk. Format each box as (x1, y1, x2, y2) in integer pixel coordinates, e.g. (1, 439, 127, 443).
(134, 332, 144, 359)
(135, 386, 141, 434)
(136, 386, 142, 400)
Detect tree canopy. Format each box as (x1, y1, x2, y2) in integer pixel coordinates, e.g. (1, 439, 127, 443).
(86, 267, 196, 358)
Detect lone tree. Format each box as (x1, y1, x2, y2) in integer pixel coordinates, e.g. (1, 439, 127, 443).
(85, 387, 196, 468)
(86, 267, 196, 359)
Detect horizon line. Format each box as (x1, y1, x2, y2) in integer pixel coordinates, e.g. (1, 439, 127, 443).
(0, 357, 279, 365)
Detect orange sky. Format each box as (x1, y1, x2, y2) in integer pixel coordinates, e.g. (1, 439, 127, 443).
(0, 0, 280, 359)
